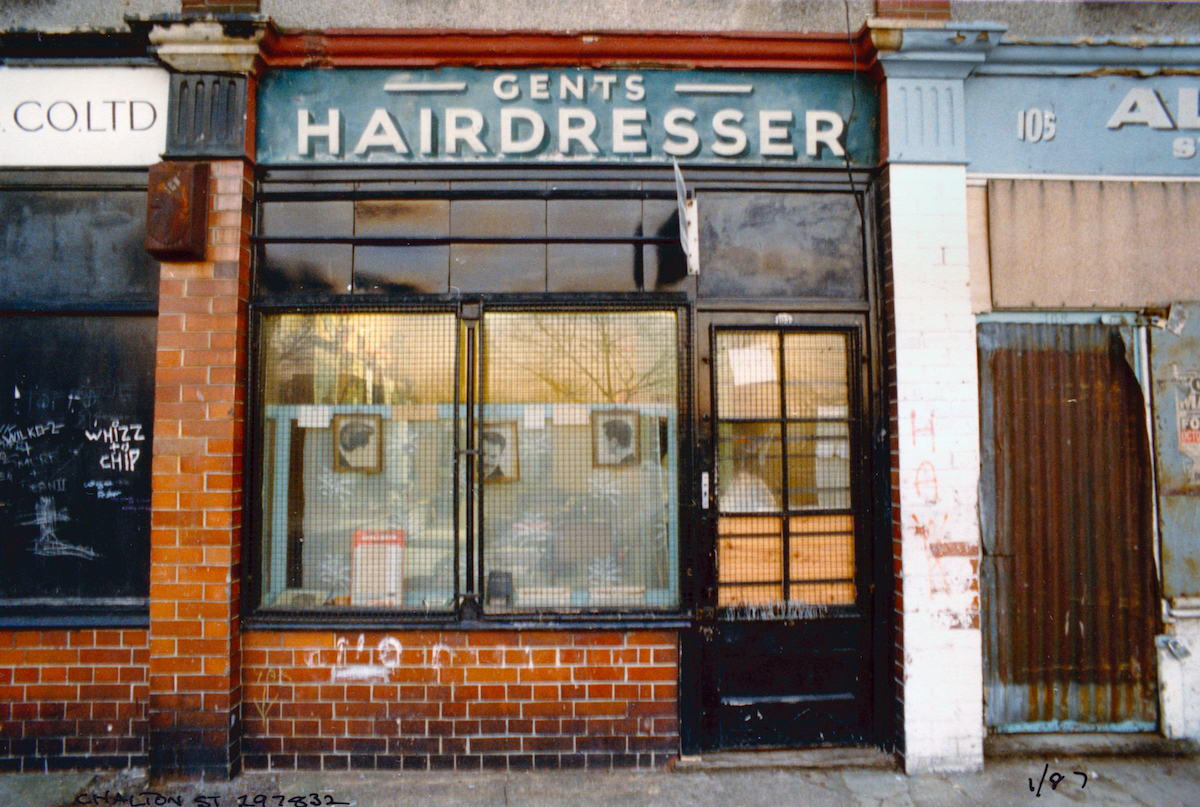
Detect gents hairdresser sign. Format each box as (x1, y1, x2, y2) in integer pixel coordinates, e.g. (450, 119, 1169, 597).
(257, 68, 877, 167)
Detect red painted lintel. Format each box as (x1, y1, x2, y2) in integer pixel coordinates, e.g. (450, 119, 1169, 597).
(260, 28, 881, 77)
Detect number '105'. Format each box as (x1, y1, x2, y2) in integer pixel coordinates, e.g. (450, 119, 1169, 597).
(1017, 108, 1057, 142)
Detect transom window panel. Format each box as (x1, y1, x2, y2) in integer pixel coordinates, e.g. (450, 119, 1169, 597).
(698, 191, 865, 300)
(713, 330, 855, 612)
(481, 311, 680, 612)
(256, 192, 693, 296)
(257, 312, 459, 612)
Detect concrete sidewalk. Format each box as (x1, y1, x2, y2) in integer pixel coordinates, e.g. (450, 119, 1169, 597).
(9, 754, 1200, 807)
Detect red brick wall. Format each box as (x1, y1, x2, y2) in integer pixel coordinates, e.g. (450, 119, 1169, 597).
(150, 159, 254, 776)
(179, 0, 261, 11)
(878, 166, 905, 753)
(243, 630, 679, 771)
(0, 630, 149, 772)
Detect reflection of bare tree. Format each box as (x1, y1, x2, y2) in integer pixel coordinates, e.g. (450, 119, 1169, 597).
(493, 313, 676, 404)
(267, 314, 453, 405)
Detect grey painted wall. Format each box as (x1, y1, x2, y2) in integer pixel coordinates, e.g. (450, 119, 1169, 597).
(4, 0, 1200, 40)
(1, 0, 174, 31)
(952, 1, 1200, 40)
(257, 0, 872, 33)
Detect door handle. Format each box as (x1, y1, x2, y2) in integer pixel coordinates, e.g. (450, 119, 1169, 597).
(701, 471, 710, 509)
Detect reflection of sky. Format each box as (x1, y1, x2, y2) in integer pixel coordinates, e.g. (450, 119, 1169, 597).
(485, 312, 678, 405)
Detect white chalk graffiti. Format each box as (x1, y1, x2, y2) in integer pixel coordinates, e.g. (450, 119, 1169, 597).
(307, 634, 407, 683)
(22, 496, 98, 559)
(0, 420, 63, 456)
(722, 601, 832, 621)
(83, 419, 145, 472)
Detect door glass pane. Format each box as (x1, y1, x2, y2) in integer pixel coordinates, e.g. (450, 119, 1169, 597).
(786, 424, 850, 510)
(714, 332, 780, 419)
(714, 328, 856, 615)
(257, 312, 458, 612)
(783, 333, 848, 418)
(481, 311, 679, 612)
(716, 422, 782, 513)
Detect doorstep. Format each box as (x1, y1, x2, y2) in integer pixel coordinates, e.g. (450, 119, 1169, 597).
(673, 747, 898, 771)
(985, 732, 1200, 758)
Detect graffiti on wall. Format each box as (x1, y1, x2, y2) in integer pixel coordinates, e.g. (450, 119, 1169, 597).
(908, 408, 979, 630)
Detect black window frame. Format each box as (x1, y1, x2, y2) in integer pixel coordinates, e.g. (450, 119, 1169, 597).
(242, 164, 876, 631)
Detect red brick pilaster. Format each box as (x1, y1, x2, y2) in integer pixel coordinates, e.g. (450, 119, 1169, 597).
(874, 0, 951, 21)
(149, 160, 253, 777)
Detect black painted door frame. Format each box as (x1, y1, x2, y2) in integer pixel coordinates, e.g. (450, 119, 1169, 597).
(687, 309, 882, 751)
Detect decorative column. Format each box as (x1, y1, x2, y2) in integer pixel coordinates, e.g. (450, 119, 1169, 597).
(142, 15, 266, 777)
(873, 21, 1003, 775)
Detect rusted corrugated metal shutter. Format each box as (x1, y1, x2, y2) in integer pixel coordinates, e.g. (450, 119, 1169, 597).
(980, 322, 1160, 731)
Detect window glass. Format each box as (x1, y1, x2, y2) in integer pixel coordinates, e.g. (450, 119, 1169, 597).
(353, 246, 449, 294)
(547, 244, 643, 292)
(480, 311, 680, 611)
(257, 312, 458, 611)
(255, 308, 681, 615)
(450, 244, 546, 292)
(259, 200, 353, 238)
(698, 191, 864, 300)
(0, 189, 157, 305)
(258, 243, 352, 295)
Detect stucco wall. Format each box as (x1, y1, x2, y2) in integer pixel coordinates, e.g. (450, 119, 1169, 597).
(8, 0, 1200, 38)
(264, 0, 874, 33)
(1, 1, 174, 31)
(953, 1, 1200, 40)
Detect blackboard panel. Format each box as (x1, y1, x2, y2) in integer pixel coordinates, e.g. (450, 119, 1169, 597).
(0, 316, 155, 605)
(0, 189, 158, 306)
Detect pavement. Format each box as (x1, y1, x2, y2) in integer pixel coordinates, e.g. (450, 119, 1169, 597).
(6, 747, 1200, 807)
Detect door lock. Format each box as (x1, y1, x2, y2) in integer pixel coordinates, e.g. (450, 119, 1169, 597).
(701, 471, 710, 509)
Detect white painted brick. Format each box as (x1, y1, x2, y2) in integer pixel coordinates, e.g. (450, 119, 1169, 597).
(889, 161, 983, 776)
(1160, 616, 1200, 740)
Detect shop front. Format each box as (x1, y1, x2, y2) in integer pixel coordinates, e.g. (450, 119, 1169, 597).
(964, 42, 1200, 741)
(0, 58, 168, 771)
(233, 34, 889, 770)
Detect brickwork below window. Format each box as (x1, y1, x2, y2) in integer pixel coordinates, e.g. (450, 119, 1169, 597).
(242, 630, 679, 771)
(0, 630, 149, 772)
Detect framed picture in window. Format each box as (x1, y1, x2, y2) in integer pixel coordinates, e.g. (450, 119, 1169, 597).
(592, 410, 641, 468)
(480, 421, 519, 482)
(333, 413, 383, 473)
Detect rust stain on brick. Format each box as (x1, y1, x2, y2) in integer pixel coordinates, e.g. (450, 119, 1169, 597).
(928, 541, 976, 558)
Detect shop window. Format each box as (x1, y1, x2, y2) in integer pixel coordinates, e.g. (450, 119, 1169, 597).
(257, 312, 459, 611)
(481, 310, 680, 612)
(254, 307, 682, 616)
